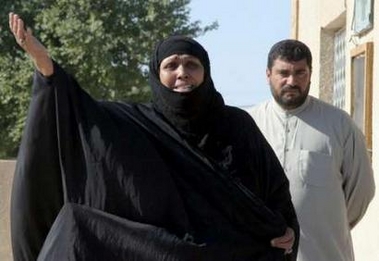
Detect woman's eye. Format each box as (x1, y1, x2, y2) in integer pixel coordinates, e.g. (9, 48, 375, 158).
(164, 62, 177, 70)
(186, 62, 201, 69)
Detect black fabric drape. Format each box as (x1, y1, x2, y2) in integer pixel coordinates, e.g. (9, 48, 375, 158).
(11, 61, 298, 261)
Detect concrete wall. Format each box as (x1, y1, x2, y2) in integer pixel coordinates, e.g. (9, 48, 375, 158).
(0, 160, 15, 261)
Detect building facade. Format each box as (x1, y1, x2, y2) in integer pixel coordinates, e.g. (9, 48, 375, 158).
(291, 0, 378, 260)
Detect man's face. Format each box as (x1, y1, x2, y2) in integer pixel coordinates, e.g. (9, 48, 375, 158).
(159, 54, 204, 93)
(267, 58, 311, 110)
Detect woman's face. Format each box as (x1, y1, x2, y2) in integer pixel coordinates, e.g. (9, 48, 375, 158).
(159, 54, 204, 93)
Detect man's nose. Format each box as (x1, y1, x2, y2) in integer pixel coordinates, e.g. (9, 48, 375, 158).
(286, 74, 296, 85)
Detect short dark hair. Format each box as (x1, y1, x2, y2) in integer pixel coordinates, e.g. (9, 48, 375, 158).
(267, 39, 312, 71)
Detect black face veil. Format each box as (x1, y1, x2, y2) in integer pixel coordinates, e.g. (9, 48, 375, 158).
(148, 36, 224, 143)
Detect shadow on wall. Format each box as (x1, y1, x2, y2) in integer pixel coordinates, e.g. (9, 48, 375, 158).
(0, 160, 16, 261)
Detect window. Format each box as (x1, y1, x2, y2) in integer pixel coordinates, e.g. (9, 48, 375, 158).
(350, 42, 373, 156)
(352, 0, 374, 35)
(333, 28, 346, 109)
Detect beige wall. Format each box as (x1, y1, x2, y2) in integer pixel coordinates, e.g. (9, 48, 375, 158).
(372, 0, 379, 197)
(0, 160, 15, 261)
(320, 0, 346, 28)
(294, 0, 322, 98)
(291, 0, 379, 260)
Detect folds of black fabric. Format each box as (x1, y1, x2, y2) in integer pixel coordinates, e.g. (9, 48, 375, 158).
(38, 203, 278, 261)
(37, 203, 211, 261)
(11, 61, 293, 261)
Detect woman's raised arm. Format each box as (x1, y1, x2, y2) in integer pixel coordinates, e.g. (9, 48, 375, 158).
(9, 12, 54, 76)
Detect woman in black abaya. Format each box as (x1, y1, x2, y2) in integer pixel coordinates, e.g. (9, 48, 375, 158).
(9, 12, 298, 261)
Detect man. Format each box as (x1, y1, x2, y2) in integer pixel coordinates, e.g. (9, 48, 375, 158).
(249, 39, 375, 261)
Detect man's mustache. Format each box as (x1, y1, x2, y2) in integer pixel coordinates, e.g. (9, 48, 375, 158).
(282, 85, 301, 92)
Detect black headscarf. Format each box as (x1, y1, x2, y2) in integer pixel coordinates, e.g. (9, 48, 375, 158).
(149, 35, 224, 144)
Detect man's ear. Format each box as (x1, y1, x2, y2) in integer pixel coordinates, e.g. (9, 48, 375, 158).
(266, 68, 271, 83)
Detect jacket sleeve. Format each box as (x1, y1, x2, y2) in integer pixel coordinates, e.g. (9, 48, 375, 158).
(342, 118, 375, 228)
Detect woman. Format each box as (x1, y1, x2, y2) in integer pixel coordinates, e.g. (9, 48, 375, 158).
(9, 12, 298, 261)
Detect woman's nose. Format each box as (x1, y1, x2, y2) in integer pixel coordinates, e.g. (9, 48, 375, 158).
(177, 65, 189, 79)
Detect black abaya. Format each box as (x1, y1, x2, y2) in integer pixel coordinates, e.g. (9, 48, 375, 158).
(11, 61, 298, 261)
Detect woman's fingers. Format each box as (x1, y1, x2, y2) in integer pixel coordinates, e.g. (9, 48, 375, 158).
(9, 12, 29, 47)
(17, 18, 26, 44)
(9, 13, 19, 36)
(8, 12, 13, 31)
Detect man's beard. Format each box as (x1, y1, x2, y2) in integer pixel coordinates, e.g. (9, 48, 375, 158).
(270, 83, 310, 110)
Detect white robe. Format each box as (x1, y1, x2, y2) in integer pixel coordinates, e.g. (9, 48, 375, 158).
(249, 96, 375, 261)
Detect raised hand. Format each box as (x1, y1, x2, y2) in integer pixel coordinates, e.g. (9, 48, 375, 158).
(9, 12, 54, 76)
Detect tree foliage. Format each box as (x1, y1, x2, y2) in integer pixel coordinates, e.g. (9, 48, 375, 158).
(0, 0, 217, 158)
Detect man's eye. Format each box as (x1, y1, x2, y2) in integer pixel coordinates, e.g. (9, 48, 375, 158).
(279, 71, 290, 77)
(296, 71, 307, 77)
